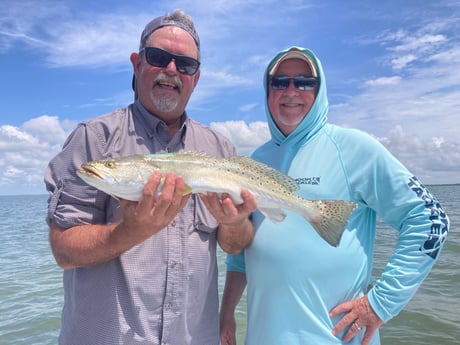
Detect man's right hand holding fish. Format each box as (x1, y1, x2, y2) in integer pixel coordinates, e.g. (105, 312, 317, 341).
(116, 171, 191, 249)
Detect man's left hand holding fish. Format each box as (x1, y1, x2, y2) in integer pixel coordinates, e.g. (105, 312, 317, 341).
(200, 190, 257, 254)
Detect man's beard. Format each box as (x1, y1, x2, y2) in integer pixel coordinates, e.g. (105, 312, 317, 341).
(151, 73, 181, 112)
(152, 93, 179, 113)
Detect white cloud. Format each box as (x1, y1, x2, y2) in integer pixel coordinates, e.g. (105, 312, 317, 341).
(0, 116, 75, 195)
(331, 15, 460, 149)
(238, 103, 259, 112)
(46, 14, 142, 68)
(0, 0, 70, 53)
(391, 54, 417, 70)
(364, 76, 402, 87)
(379, 28, 451, 72)
(428, 46, 460, 64)
(0, 1, 146, 67)
(21, 115, 73, 145)
(432, 137, 445, 148)
(391, 34, 447, 53)
(210, 121, 270, 155)
(375, 125, 460, 184)
(4, 166, 23, 178)
(0, 125, 41, 151)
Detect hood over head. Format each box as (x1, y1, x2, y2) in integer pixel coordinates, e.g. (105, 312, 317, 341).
(256, 47, 328, 172)
(263, 46, 328, 145)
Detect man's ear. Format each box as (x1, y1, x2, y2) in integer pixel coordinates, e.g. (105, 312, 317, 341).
(192, 69, 200, 89)
(130, 52, 141, 99)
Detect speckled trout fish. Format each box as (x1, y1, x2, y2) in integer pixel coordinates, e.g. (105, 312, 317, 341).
(77, 151, 356, 247)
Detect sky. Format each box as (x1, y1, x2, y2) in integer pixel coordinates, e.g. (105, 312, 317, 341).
(0, 0, 459, 195)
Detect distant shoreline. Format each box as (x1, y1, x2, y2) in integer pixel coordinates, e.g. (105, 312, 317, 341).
(1, 183, 459, 197)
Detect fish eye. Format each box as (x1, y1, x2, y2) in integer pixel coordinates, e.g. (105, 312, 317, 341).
(105, 161, 116, 169)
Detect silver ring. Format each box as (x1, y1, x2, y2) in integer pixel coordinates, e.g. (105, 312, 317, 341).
(354, 321, 362, 331)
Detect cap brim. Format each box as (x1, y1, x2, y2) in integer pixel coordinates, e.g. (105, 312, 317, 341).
(269, 50, 317, 77)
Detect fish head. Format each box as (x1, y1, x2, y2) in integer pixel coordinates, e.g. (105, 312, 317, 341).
(76, 155, 155, 201)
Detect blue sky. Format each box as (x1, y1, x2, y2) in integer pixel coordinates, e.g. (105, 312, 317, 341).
(1, 0, 459, 195)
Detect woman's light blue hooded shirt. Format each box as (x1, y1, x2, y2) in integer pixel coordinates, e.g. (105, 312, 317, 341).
(226, 47, 449, 345)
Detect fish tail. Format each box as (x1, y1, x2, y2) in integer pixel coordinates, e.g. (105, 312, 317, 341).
(303, 200, 357, 247)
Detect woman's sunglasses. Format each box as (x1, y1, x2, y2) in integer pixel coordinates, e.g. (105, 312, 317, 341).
(139, 47, 200, 76)
(269, 76, 318, 91)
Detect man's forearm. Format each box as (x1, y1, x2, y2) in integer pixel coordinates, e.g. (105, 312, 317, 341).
(220, 271, 247, 320)
(49, 221, 150, 269)
(217, 217, 254, 254)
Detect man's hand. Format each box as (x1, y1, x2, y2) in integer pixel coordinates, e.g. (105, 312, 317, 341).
(330, 295, 383, 344)
(200, 189, 257, 253)
(118, 171, 191, 240)
(220, 311, 237, 345)
(199, 190, 256, 225)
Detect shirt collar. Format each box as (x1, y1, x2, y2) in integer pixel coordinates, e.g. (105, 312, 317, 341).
(133, 100, 188, 147)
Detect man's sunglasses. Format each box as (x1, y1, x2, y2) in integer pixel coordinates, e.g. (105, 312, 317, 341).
(269, 76, 318, 91)
(139, 47, 200, 76)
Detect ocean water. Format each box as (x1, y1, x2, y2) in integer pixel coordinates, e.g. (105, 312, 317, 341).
(0, 185, 458, 344)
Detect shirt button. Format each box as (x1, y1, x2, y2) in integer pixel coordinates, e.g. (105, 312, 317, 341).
(170, 261, 177, 269)
(171, 219, 176, 227)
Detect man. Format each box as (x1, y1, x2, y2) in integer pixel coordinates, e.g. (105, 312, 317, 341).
(45, 9, 255, 345)
(219, 47, 449, 345)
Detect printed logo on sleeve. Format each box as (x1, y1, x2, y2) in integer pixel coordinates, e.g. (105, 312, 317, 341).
(408, 176, 449, 259)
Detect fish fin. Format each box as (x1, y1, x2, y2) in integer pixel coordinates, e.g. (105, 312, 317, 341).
(173, 151, 211, 159)
(259, 208, 287, 223)
(183, 183, 193, 195)
(307, 200, 357, 247)
(229, 156, 299, 192)
(158, 175, 193, 196)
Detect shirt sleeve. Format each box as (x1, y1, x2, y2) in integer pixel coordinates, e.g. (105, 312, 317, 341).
(345, 129, 450, 322)
(226, 251, 246, 273)
(44, 123, 112, 229)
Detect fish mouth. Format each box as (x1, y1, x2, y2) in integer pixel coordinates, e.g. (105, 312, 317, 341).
(79, 166, 103, 179)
